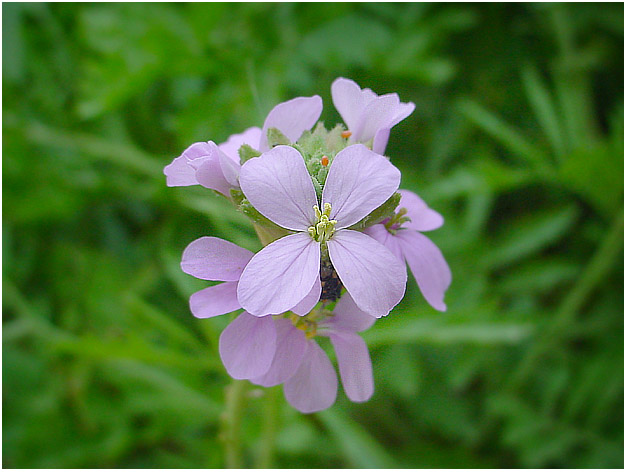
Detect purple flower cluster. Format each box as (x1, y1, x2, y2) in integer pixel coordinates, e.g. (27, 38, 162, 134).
(165, 78, 451, 413)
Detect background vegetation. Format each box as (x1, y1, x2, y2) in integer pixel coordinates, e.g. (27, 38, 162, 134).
(3, 3, 623, 468)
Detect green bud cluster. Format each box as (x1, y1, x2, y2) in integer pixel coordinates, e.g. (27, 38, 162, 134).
(230, 124, 401, 246)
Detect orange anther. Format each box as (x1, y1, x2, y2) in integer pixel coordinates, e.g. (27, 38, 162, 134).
(341, 130, 352, 139)
(321, 156, 329, 167)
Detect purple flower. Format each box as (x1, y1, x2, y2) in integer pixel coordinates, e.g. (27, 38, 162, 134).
(237, 144, 407, 318)
(220, 293, 376, 413)
(365, 190, 451, 311)
(331, 77, 415, 155)
(181, 235, 322, 380)
(181, 235, 379, 411)
(163, 96, 323, 193)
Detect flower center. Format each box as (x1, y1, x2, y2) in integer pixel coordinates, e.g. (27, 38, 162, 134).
(288, 308, 333, 339)
(308, 202, 337, 243)
(384, 207, 410, 234)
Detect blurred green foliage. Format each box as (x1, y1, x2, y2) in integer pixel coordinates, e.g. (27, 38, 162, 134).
(3, 3, 623, 468)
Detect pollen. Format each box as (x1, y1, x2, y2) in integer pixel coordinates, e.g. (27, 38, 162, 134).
(341, 130, 352, 139)
(321, 156, 329, 167)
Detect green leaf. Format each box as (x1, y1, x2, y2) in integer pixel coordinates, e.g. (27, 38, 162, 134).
(483, 205, 578, 270)
(521, 64, 567, 159)
(364, 316, 534, 347)
(458, 98, 553, 175)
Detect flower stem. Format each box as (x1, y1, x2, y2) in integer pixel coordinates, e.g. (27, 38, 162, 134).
(255, 386, 280, 468)
(222, 379, 248, 468)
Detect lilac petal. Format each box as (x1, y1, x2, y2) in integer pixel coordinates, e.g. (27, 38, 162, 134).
(164, 155, 198, 187)
(239, 145, 318, 231)
(323, 144, 401, 229)
(251, 318, 307, 387)
(363, 224, 404, 262)
(331, 77, 377, 133)
(182, 141, 217, 160)
(191, 143, 240, 194)
(238, 233, 320, 316)
(329, 331, 374, 402)
(218, 126, 262, 162)
(390, 101, 416, 127)
(284, 340, 338, 413)
(372, 128, 391, 155)
(189, 281, 241, 318)
(194, 153, 232, 196)
(328, 230, 406, 318)
(398, 189, 444, 232)
(259, 96, 323, 152)
(372, 105, 414, 153)
(219, 312, 277, 379)
(217, 148, 241, 188)
(353, 93, 401, 144)
(323, 293, 375, 333)
(181, 236, 253, 281)
(291, 277, 321, 316)
(396, 230, 451, 312)
(164, 142, 215, 187)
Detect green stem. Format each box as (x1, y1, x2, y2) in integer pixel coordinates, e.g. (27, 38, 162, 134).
(255, 386, 280, 468)
(510, 210, 623, 389)
(222, 379, 248, 468)
(218, 220, 284, 469)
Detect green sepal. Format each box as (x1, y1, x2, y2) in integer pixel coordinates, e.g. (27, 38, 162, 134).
(349, 192, 401, 230)
(238, 144, 261, 164)
(267, 127, 290, 148)
(298, 122, 328, 158)
(229, 188, 246, 205)
(311, 176, 323, 203)
(316, 165, 329, 186)
(239, 197, 281, 229)
(325, 124, 346, 155)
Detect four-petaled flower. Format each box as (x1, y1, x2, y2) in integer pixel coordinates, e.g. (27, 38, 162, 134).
(237, 144, 407, 318)
(219, 293, 375, 413)
(332, 77, 415, 155)
(164, 95, 323, 194)
(365, 190, 451, 311)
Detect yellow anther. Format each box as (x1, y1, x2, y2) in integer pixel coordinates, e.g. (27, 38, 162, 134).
(322, 202, 332, 217)
(309, 204, 337, 242)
